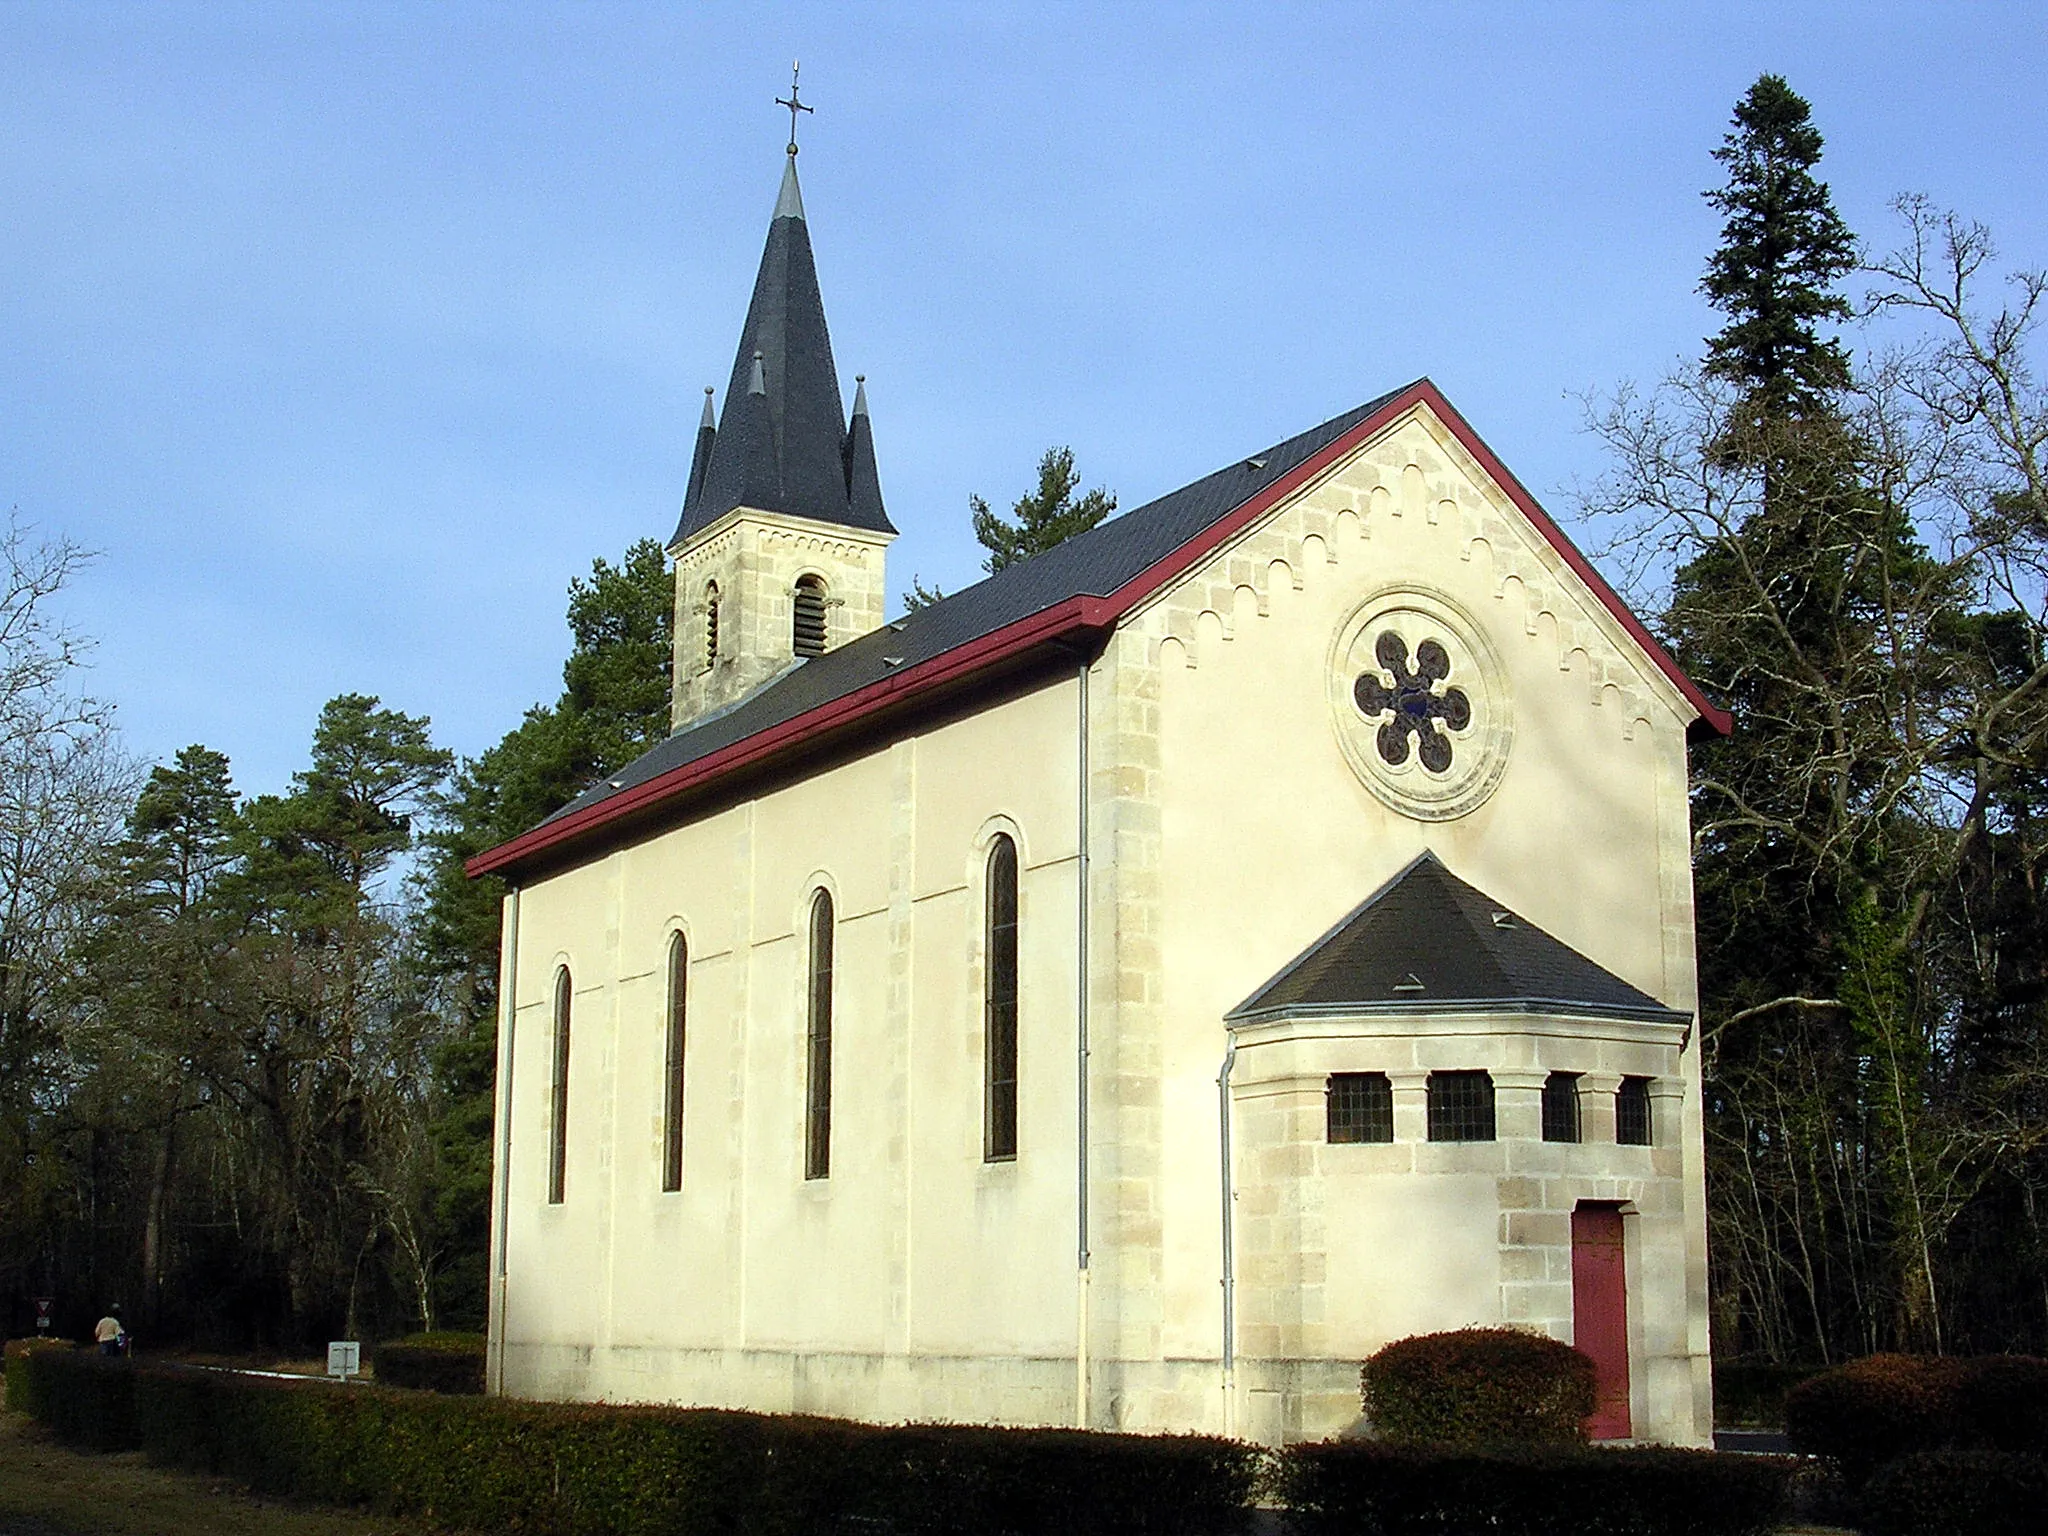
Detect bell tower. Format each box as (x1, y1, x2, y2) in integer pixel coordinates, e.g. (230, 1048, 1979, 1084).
(668, 131, 895, 731)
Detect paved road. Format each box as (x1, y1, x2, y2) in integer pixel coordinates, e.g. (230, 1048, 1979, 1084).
(1716, 1427, 1794, 1454)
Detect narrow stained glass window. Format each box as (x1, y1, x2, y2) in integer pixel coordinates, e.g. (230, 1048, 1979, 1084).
(1327, 1072, 1393, 1143)
(984, 835, 1019, 1162)
(1617, 1076, 1654, 1146)
(1426, 1070, 1496, 1142)
(662, 933, 687, 1192)
(805, 890, 834, 1179)
(548, 966, 571, 1204)
(1542, 1071, 1582, 1144)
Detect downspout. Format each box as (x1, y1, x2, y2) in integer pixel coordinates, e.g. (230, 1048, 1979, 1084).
(487, 886, 520, 1395)
(1075, 661, 1092, 1429)
(1218, 1037, 1238, 1438)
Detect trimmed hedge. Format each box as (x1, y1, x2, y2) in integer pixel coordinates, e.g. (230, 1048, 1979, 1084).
(372, 1331, 485, 1394)
(1362, 1328, 1596, 1448)
(1784, 1353, 2048, 1482)
(4, 1336, 74, 1412)
(1285, 1441, 1793, 1536)
(17, 1348, 137, 1451)
(1860, 1449, 2048, 1536)
(25, 1348, 1260, 1536)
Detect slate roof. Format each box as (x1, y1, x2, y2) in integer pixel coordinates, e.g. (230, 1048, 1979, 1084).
(1227, 852, 1689, 1024)
(542, 387, 1408, 830)
(671, 155, 893, 544)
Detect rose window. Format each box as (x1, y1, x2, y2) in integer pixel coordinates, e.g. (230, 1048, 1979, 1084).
(1353, 632, 1471, 773)
(1328, 591, 1509, 822)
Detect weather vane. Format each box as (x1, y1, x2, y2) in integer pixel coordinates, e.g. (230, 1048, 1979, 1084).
(776, 60, 813, 157)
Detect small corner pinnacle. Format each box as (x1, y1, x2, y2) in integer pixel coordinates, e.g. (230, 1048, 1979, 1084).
(698, 387, 716, 428)
(852, 375, 869, 418)
(748, 352, 767, 395)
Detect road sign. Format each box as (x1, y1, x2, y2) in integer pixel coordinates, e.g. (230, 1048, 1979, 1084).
(33, 1298, 52, 1332)
(327, 1341, 361, 1380)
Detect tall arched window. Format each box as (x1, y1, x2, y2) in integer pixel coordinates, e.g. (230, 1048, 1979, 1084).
(662, 933, 688, 1192)
(703, 581, 721, 672)
(984, 835, 1019, 1162)
(548, 966, 572, 1204)
(793, 575, 827, 657)
(804, 890, 834, 1179)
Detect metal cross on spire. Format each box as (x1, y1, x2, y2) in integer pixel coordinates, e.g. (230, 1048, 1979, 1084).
(775, 61, 813, 157)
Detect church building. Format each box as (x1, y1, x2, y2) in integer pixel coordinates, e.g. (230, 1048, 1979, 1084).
(469, 140, 1729, 1447)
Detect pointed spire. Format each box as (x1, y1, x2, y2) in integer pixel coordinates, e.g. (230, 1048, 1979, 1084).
(683, 386, 717, 512)
(845, 374, 886, 531)
(670, 152, 894, 547)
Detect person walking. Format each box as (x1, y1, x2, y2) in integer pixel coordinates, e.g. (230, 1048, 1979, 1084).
(94, 1308, 124, 1357)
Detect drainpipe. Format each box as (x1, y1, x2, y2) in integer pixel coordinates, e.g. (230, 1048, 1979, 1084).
(1075, 661, 1092, 1429)
(487, 886, 520, 1396)
(1217, 1037, 1238, 1438)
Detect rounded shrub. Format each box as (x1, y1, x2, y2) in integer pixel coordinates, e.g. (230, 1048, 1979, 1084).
(1783, 1353, 2048, 1482)
(1785, 1354, 1960, 1480)
(1361, 1328, 1596, 1449)
(1950, 1355, 2048, 1456)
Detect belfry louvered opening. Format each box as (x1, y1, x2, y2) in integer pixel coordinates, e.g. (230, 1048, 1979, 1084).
(703, 582, 720, 672)
(793, 575, 828, 657)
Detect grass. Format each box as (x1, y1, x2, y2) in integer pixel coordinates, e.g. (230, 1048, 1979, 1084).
(0, 1409, 429, 1536)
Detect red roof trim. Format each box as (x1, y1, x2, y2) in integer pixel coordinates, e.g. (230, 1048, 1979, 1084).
(1411, 382, 1732, 739)
(466, 594, 1115, 878)
(469, 380, 1726, 880)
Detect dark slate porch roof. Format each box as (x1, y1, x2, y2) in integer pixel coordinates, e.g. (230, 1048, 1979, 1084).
(1227, 853, 1689, 1025)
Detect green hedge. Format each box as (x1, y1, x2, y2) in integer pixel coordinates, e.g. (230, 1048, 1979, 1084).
(372, 1331, 486, 1394)
(1785, 1353, 2048, 1482)
(17, 1348, 137, 1451)
(15, 1348, 1803, 1536)
(1361, 1328, 1596, 1448)
(1859, 1449, 2048, 1536)
(4, 1337, 74, 1412)
(24, 1348, 1260, 1536)
(1285, 1441, 1793, 1536)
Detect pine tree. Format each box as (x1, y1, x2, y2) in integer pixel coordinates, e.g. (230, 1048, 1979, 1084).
(1669, 76, 1975, 1354)
(906, 446, 1117, 609)
(970, 446, 1115, 573)
(1699, 74, 1859, 419)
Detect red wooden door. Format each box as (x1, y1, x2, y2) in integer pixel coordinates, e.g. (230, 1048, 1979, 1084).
(1572, 1204, 1631, 1439)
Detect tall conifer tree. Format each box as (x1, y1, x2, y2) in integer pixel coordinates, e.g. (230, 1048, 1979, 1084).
(1699, 75, 1858, 418)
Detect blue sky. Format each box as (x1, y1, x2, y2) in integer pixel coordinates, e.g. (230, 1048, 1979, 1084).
(5, 2, 2045, 797)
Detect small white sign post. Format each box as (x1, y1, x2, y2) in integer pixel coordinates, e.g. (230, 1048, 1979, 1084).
(326, 1341, 361, 1381)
